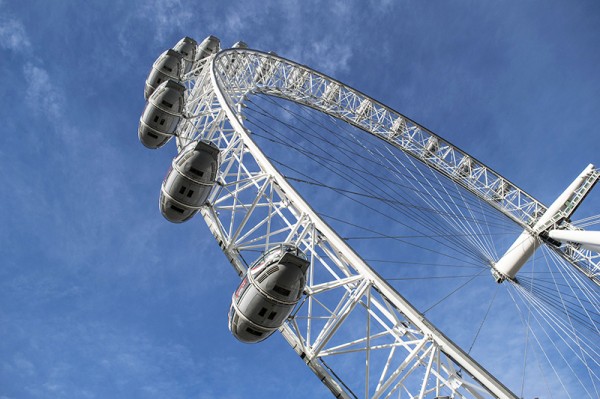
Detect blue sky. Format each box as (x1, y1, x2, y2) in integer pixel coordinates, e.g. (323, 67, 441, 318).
(1, 1, 599, 398)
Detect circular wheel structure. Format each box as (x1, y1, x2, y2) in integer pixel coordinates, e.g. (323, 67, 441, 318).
(161, 44, 599, 398)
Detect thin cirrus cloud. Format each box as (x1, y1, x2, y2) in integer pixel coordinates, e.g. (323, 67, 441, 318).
(0, 15, 31, 52)
(0, 8, 63, 125)
(0, 1, 598, 398)
(2, 319, 201, 398)
(23, 63, 64, 120)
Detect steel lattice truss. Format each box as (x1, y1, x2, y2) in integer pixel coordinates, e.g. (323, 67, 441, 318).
(174, 49, 598, 398)
(205, 50, 599, 284)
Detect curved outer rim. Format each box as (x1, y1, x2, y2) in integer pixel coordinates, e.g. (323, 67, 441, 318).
(219, 49, 545, 228)
(209, 49, 518, 399)
(215, 49, 599, 286)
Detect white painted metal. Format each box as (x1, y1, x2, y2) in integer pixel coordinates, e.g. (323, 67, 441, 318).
(491, 230, 539, 283)
(549, 230, 600, 253)
(493, 164, 599, 282)
(171, 47, 599, 398)
(206, 50, 600, 286)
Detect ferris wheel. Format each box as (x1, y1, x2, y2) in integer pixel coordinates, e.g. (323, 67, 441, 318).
(138, 36, 600, 399)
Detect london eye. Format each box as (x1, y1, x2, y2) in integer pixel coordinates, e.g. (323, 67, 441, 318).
(138, 36, 600, 399)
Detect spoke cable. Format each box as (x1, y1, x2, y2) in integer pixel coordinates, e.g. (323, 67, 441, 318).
(232, 93, 599, 396)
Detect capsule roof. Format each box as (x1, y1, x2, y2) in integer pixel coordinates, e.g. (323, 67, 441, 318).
(147, 79, 186, 114)
(195, 35, 220, 61)
(153, 49, 184, 71)
(162, 79, 186, 92)
(232, 41, 248, 49)
(192, 139, 220, 158)
(144, 49, 184, 99)
(200, 35, 220, 46)
(173, 36, 198, 61)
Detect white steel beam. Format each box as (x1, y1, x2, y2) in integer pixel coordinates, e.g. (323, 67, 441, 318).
(493, 164, 598, 282)
(548, 230, 600, 253)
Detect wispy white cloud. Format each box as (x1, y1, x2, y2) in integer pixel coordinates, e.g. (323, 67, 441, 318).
(23, 63, 64, 120)
(224, 11, 244, 34)
(0, 15, 31, 52)
(309, 39, 353, 76)
(10, 353, 35, 377)
(138, 0, 194, 41)
(117, 0, 199, 52)
(0, 6, 62, 127)
(2, 319, 203, 398)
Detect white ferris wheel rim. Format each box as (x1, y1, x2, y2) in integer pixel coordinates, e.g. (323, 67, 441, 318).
(175, 47, 598, 399)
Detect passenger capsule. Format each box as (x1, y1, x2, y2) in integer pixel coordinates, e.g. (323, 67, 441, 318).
(144, 49, 184, 100)
(138, 80, 185, 149)
(173, 36, 198, 74)
(228, 245, 310, 343)
(159, 140, 220, 223)
(195, 35, 220, 63)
